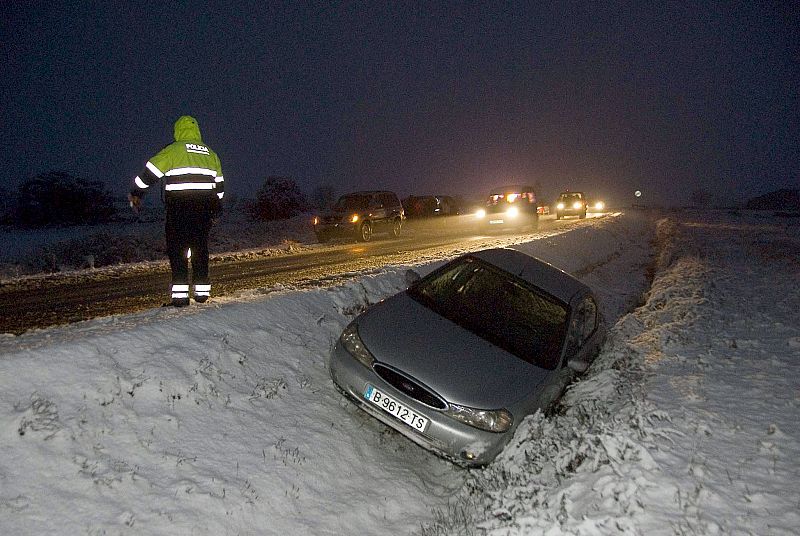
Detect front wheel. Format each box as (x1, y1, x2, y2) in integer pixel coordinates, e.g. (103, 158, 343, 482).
(390, 218, 402, 238)
(358, 221, 372, 242)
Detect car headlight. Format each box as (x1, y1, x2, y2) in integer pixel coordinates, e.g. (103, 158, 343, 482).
(475, 208, 486, 219)
(340, 322, 374, 368)
(446, 403, 513, 432)
(506, 206, 519, 217)
(594, 201, 605, 210)
(556, 202, 565, 210)
(573, 201, 583, 209)
(313, 216, 319, 225)
(350, 214, 360, 223)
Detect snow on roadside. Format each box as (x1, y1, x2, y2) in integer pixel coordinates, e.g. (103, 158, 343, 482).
(0, 211, 316, 279)
(422, 212, 800, 535)
(0, 214, 654, 535)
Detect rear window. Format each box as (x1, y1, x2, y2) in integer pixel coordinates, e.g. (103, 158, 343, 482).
(487, 189, 536, 205)
(408, 257, 568, 369)
(380, 192, 399, 207)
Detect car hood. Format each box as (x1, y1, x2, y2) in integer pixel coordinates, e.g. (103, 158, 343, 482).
(356, 292, 553, 409)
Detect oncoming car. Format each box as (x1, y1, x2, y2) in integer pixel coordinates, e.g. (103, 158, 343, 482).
(555, 191, 587, 220)
(475, 185, 539, 231)
(313, 191, 405, 242)
(328, 248, 605, 466)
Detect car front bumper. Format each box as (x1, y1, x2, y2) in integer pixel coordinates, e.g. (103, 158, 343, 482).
(314, 221, 359, 238)
(328, 340, 512, 466)
(557, 207, 586, 216)
(481, 210, 538, 229)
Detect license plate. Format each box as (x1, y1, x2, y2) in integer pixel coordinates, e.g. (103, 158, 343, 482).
(489, 219, 504, 224)
(364, 385, 429, 433)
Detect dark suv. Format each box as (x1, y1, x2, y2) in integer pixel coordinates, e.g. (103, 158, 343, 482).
(313, 191, 405, 242)
(475, 185, 539, 231)
(555, 191, 587, 219)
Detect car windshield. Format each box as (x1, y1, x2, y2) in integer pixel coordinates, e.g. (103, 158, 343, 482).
(407, 257, 568, 369)
(559, 193, 583, 202)
(335, 195, 370, 211)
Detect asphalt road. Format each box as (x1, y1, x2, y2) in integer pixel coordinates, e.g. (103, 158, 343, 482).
(0, 214, 597, 335)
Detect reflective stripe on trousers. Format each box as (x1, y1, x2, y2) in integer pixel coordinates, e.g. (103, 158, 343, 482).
(194, 284, 211, 297)
(171, 284, 189, 299)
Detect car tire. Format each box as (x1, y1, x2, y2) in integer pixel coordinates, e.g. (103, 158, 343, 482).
(358, 221, 372, 242)
(390, 218, 402, 238)
(556, 213, 561, 220)
(531, 216, 540, 231)
(579, 211, 586, 219)
(315, 232, 330, 243)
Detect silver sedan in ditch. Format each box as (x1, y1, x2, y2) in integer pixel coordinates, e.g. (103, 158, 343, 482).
(328, 248, 605, 467)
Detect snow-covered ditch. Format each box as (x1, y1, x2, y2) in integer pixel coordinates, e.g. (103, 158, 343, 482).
(421, 213, 800, 535)
(1, 210, 797, 534)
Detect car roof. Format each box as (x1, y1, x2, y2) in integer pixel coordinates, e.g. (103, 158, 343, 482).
(559, 191, 585, 196)
(488, 184, 535, 194)
(469, 248, 588, 304)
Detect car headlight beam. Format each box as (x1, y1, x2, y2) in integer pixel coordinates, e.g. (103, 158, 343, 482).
(340, 322, 374, 368)
(446, 403, 513, 432)
(475, 208, 486, 219)
(556, 202, 565, 210)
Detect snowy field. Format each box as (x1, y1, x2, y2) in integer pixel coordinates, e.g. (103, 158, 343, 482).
(0, 210, 798, 535)
(0, 208, 317, 280)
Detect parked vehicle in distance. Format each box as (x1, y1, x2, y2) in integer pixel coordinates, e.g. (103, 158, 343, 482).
(475, 185, 539, 231)
(328, 248, 605, 466)
(403, 195, 461, 218)
(555, 191, 587, 220)
(313, 191, 405, 242)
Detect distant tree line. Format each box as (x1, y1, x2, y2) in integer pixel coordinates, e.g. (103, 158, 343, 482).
(1, 171, 117, 227)
(0, 171, 338, 227)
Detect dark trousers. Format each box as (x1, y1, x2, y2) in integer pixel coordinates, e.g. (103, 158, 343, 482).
(165, 196, 213, 289)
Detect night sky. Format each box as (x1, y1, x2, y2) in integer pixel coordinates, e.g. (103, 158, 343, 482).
(2, 2, 797, 207)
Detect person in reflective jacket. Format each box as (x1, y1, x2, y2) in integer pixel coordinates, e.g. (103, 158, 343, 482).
(129, 115, 224, 307)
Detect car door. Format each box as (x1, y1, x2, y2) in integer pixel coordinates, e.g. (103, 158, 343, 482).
(364, 193, 382, 230)
(375, 192, 397, 231)
(383, 193, 403, 224)
(530, 294, 601, 412)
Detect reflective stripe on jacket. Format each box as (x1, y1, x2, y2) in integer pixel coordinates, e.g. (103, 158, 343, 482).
(132, 115, 225, 200)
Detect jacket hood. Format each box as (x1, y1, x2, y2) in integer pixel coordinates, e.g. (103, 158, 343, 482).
(173, 115, 203, 142)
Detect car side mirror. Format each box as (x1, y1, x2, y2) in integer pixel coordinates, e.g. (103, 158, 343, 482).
(404, 269, 421, 287)
(567, 356, 589, 373)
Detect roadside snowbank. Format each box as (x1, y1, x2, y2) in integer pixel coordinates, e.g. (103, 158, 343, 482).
(0, 214, 654, 535)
